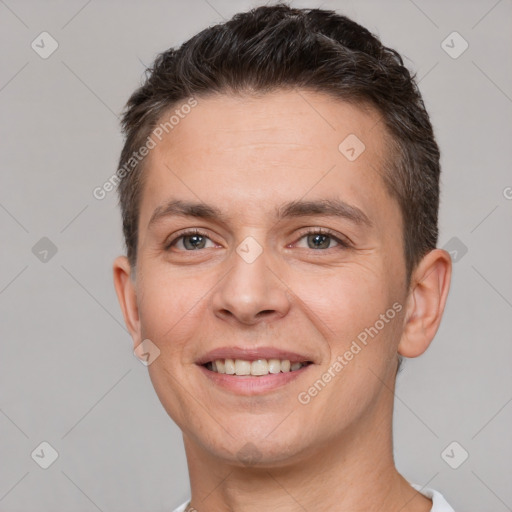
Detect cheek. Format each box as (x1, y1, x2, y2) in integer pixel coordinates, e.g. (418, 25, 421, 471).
(296, 271, 402, 421)
(294, 266, 390, 336)
(137, 266, 205, 353)
(139, 269, 207, 428)
(292, 265, 401, 391)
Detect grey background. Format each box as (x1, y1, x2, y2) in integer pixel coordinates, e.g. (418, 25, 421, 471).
(0, 0, 511, 510)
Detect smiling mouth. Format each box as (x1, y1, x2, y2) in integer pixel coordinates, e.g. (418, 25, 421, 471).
(202, 358, 313, 377)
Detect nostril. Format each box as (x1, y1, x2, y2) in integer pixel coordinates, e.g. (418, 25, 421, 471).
(256, 310, 275, 317)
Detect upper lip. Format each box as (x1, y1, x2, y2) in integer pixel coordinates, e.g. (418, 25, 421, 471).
(195, 346, 315, 365)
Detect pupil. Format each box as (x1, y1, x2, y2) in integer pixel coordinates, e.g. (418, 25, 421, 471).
(185, 235, 205, 250)
(309, 234, 329, 249)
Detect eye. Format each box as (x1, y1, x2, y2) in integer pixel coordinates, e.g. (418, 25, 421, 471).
(164, 228, 350, 252)
(294, 228, 350, 250)
(165, 229, 217, 251)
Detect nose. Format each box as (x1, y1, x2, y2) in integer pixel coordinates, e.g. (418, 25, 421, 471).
(211, 240, 291, 326)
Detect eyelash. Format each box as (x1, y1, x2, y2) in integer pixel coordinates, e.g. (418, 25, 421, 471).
(165, 228, 351, 251)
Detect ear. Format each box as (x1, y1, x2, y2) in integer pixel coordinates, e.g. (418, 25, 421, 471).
(113, 255, 141, 349)
(398, 249, 452, 358)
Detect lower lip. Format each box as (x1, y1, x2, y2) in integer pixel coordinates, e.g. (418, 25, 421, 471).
(197, 364, 312, 395)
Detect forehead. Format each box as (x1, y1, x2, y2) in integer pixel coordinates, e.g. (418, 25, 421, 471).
(138, 89, 398, 230)
(156, 90, 385, 159)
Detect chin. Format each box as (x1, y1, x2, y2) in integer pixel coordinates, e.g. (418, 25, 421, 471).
(186, 416, 317, 469)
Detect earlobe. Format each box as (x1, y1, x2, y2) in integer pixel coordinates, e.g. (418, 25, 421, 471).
(112, 256, 141, 348)
(398, 249, 452, 358)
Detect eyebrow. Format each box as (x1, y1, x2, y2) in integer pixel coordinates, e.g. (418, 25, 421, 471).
(148, 198, 372, 228)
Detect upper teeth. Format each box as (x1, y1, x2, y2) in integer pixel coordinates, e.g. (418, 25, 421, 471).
(205, 359, 308, 376)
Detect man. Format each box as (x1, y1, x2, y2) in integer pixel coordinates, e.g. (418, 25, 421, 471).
(113, 4, 454, 511)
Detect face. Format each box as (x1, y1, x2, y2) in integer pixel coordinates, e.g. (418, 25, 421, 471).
(124, 90, 409, 466)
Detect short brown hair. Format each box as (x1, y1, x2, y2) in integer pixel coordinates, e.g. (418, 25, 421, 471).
(117, 3, 440, 288)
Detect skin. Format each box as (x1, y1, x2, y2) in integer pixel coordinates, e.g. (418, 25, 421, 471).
(113, 89, 452, 511)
